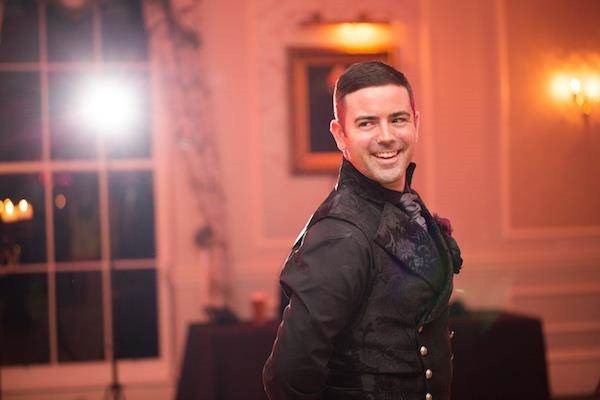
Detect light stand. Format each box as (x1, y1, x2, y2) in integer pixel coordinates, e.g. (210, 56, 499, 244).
(103, 354, 125, 400)
(103, 260, 125, 400)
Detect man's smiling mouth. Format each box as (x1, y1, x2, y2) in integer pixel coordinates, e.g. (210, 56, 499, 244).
(374, 150, 400, 159)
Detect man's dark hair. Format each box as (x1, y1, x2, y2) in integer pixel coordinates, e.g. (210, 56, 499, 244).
(333, 61, 415, 125)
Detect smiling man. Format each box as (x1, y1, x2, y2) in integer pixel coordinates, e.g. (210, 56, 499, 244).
(263, 61, 463, 400)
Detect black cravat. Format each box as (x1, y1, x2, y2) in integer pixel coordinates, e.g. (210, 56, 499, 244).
(398, 192, 428, 231)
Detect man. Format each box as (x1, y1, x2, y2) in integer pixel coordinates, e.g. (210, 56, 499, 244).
(263, 61, 462, 400)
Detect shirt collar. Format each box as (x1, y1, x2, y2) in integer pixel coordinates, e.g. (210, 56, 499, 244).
(337, 158, 417, 206)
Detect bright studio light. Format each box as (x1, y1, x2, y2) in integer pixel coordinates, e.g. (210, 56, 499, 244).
(77, 77, 140, 134)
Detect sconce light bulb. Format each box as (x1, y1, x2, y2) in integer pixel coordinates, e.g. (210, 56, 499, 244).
(551, 75, 571, 100)
(584, 77, 600, 101)
(570, 78, 581, 94)
(18, 199, 29, 212)
(5, 200, 14, 216)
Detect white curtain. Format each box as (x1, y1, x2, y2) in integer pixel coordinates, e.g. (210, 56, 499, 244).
(143, 0, 231, 309)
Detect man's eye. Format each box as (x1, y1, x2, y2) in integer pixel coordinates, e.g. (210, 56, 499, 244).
(358, 121, 374, 128)
(392, 117, 408, 124)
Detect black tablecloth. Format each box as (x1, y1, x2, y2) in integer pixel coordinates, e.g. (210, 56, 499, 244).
(176, 311, 549, 400)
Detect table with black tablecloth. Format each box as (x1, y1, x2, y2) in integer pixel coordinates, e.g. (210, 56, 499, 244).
(176, 311, 549, 400)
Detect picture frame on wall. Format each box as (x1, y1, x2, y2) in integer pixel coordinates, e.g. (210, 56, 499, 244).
(288, 48, 391, 173)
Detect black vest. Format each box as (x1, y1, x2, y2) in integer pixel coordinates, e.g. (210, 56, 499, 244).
(289, 160, 461, 400)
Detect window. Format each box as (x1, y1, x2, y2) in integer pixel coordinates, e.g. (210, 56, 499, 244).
(0, 0, 160, 382)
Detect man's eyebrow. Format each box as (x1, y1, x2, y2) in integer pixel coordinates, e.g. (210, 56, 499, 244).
(354, 111, 412, 124)
(390, 111, 412, 119)
(353, 115, 378, 124)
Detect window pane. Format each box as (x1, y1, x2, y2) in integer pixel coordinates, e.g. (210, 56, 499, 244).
(109, 171, 155, 259)
(53, 172, 101, 262)
(106, 71, 152, 159)
(101, 0, 148, 62)
(112, 268, 158, 359)
(0, 72, 42, 161)
(46, 2, 94, 62)
(0, 273, 49, 365)
(0, 174, 46, 264)
(57, 271, 104, 362)
(0, 0, 39, 62)
(49, 72, 98, 159)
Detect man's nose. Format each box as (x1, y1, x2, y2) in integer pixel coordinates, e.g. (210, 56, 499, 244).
(376, 122, 394, 143)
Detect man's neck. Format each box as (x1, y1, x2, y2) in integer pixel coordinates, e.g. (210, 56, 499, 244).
(380, 177, 407, 193)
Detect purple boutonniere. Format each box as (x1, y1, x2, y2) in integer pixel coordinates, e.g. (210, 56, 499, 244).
(433, 214, 453, 236)
(433, 213, 463, 274)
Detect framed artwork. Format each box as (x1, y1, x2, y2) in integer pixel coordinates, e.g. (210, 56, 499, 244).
(288, 48, 391, 173)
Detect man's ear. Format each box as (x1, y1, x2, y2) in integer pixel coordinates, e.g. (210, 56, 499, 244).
(330, 119, 347, 152)
(414, 110, 420, 142)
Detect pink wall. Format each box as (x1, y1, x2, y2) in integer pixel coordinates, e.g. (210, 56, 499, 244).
(505, 0, 600, 229)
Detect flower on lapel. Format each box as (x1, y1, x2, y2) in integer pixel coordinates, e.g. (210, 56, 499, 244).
(433, 214, 453, 236)
(433, 213, 463, 274)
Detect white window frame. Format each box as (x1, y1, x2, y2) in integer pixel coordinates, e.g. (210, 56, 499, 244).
(0, 1, 173, 394)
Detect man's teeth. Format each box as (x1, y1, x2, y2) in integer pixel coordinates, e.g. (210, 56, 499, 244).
(375, 151, 399, 159)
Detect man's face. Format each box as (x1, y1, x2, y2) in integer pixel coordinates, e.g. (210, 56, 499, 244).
(330, 84, 420, 191)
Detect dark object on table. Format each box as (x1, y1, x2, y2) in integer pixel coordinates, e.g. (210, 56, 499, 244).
(176, 311, 550, 400)
(448, 299, 469, 317)
(176, 322, 277, 400)
(450, 310, 550, 400)
(204, 306, 239, 325)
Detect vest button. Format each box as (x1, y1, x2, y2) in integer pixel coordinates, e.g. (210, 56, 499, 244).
(425, 369, 433, 379)
(419, 345, 428, 357)
(425, 393, 433, 400)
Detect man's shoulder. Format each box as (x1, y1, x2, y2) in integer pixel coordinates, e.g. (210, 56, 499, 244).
(290, 217, 372, 276)
(304, 217, 368, 246)
(309, 186, 380, 239)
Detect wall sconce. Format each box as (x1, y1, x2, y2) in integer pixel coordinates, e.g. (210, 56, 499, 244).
(0, 198, 34, 223)
(551, 73, 600, 121)
(57, 0, 90, 10)
(299, 13, 394, 54)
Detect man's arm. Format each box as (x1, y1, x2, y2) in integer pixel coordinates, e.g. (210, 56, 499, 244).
(263, 218, 371, 400)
